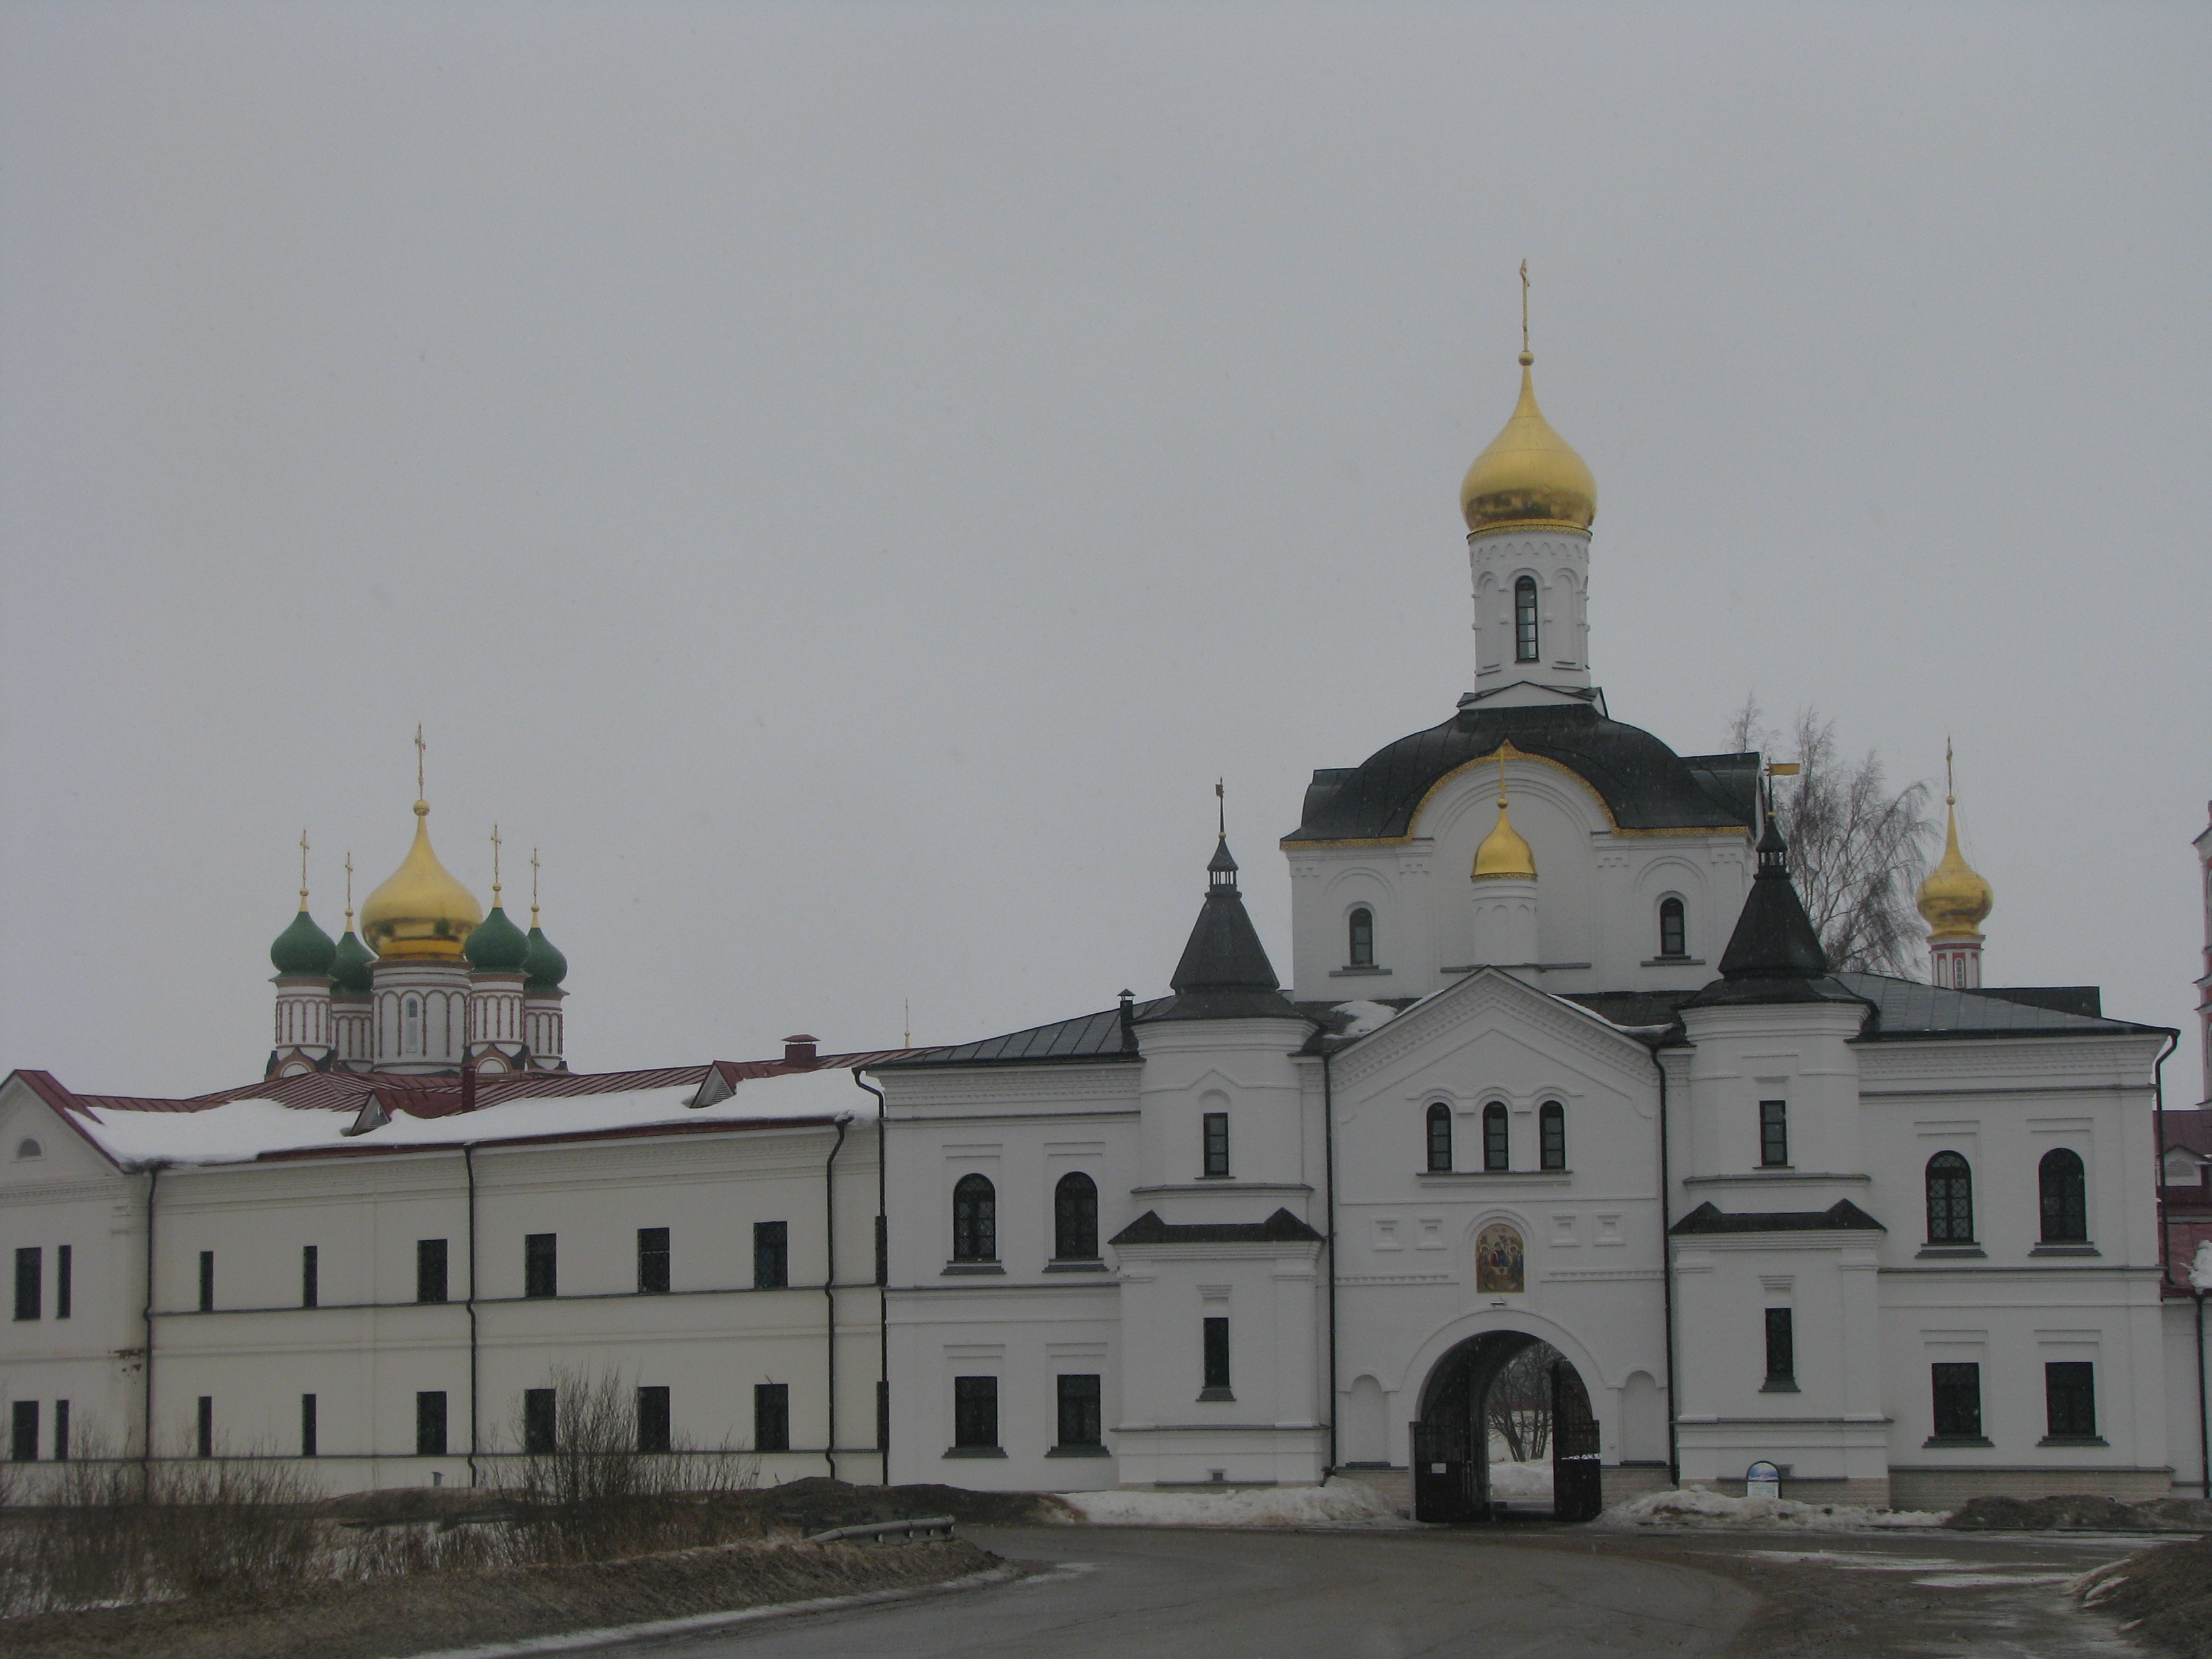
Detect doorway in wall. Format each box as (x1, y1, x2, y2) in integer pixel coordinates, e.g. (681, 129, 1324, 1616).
(1410, 1332, 1601, 1522)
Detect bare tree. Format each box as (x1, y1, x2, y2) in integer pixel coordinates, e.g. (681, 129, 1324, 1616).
(1728, 699, 1940, 978)
(1486, 1344, 1554, 1463)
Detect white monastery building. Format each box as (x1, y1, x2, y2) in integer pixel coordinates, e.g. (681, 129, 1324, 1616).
(5, 340, 2208, 1517)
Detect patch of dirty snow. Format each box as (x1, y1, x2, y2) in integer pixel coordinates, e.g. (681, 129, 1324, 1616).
(1488, 1458, 1553, 1499)
(1595, 1487, 1948, 1532)
(1331, 1001, 1399, 1039)
(1053, 1479, 1410, 1530)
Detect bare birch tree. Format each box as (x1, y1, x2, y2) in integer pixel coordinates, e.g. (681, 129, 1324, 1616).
(1728, 699, 1940, 978)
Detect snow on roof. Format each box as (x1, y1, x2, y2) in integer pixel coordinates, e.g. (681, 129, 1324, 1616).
(61, 1067, 877, 1169)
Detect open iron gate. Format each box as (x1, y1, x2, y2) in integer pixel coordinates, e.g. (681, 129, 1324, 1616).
(1550, 1361, 1603, 1522)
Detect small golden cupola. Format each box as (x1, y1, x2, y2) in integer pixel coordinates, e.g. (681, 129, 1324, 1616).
(1460, 276, 1597, 536)
(1472, 750, 1538, 880)
(1915, 743, 1993, 989)
(359, 740, 483, 960)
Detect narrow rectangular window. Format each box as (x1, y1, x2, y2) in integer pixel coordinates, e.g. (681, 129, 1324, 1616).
(1202, 1112, 1229, 1179)
(301, 1394, 318, 1458)
(753, 1221, 788, 1290)
(54, 1246, 70, 1319)
(10, 1400, 37, 1462)
(524, 1233, 557, 1298)
(754, 1383, 790, 1452)
(52, 1399, 68, 1462)
(302, 1245, 319, 1309)
(1931, 1363, 1982, 1439)
(1539, 1103, 1567, 1171)
(417, 1238, 449, 1304)
(14, 1246, 40, 1321)
(2045, 1361, 2097, 1440)
(196, 1395, 213, 1458)
(637, 1227, 671, 1294)
(1763, 1308, 1795, 1385)
(416, 1391, 448, 1456)
(1057, 1374, 1103, 1448)
(523, 1388, 557, 1454)
(952, 1376, 999, 1449)
(1758, 1101, 1789, 1168)
(1483, 1105, 1509, 1172)
(1202, 1316, 1232, 1397)
(636, 1385, 671, 1454)
(198, 1250, 215, 1312)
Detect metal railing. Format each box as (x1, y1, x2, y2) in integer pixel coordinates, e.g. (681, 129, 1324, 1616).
(806, 1514, 956, 1544)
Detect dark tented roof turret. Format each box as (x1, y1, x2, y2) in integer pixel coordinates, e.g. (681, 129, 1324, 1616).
(1687, 819, 1861, 1010)
(1143, 838, 1305, 1024)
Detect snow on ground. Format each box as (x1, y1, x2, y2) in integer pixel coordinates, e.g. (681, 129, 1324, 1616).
(1595, 1488, 1948, 1532)
(1054, 1479, 1410, 1530)
(1488, 1458, 1554, 1499)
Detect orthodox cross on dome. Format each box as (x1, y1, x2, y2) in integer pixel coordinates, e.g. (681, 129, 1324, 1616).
(1945, 734, 1957, 806)
(298, 827, 311, 912)
(490, 823, 504, 903)
(414, 724, 428, 804)
(1520, 258, 1531, 362)
(1215, 777, 1226, 838)
(344, 851, 354, 928)
(530, 846, 541, 928)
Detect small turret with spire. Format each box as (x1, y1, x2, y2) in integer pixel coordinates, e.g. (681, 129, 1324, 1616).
(1142, 786, 1303, 1025)
(267, 830, 338, 1076)
(1915, 741, 1993, 990)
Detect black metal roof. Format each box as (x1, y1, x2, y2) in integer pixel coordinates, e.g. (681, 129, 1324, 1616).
(1670, 1199, 1886, 1235)
(1109, 1207, 1325, 1247)
(1684, 821, 1858, 1009)
(872, 999, 1162, 1068)
(1141, 839, 1307, 1024)
(1284, 702, 1755, 843)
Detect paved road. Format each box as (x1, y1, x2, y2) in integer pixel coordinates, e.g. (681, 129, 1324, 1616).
(603, 1524, 2154, 1659)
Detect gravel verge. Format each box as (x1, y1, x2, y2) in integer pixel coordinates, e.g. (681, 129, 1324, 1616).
(2079, 1533, 2212, 1658)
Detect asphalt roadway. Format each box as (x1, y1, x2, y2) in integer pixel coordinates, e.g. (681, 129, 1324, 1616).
(602, 1523, 2158, 1659)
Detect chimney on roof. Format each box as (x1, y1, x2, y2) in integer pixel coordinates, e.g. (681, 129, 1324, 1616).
(783, 1033, 819, 1068)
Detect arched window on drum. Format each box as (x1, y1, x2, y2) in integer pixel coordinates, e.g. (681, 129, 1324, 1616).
(1925, 1151, 1973, 1244)
(1514, 576, 1540, 663)
(1482, 1103, 1509, 1172)
(952, 1174, 998, 1263)
(1348, 907, 1375, 969)
(1425, 1104, 1452, 1173)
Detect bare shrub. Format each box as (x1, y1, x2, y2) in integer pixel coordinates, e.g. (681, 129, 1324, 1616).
(1486, 1343, 1556, 1463)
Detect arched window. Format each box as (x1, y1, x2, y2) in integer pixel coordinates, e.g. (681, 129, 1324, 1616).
(1539, 1102, 1567, 1170)
(1054, 1172, 1099, 1261)
(13, 1138, 40, 1161)
(1514, 576, 1540, 663)
(1658, 897, 1687, 959)
(1925, 1151, 1973, 1243)
(952, 1174, 997, 1262)
(1348, 907, 1374, 968)
(402, 996, 423, 1057)
(1482, 1103, 1509, 1172)
(1425, 1104, 1453, 1172)
(2039, 1149, 2087, 1244)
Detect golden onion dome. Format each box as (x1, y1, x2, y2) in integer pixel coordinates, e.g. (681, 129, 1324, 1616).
(1472, 754, 1538, 880)
(1915, 799, 1992, 941)
(359, 800, 483, 960)
(1460, 353, 1597, 536)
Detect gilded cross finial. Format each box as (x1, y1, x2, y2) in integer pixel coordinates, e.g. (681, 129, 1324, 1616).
(904, 997, 912, 1048)
(1519, 260, 1532, 364)
(1944, 736, 1956, 806)
(530, 846, 541, 928)
(1498, 747, 1510, 807)
(344, 852, 354, 926)
(1215, 778, 1226, 839)
(490, 823, 503, 902)
(413, 724, 427, 803)
(298, 828, 311, 911)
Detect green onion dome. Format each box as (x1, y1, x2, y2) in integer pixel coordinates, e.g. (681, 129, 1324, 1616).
(523, 922, 568, 992)
(330, 927, 375, 995)
(270, 907, 338, 977)
(466, 904, 531, 972)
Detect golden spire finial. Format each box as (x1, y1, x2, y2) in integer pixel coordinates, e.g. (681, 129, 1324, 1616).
(344, 852, 355, 928)
(413, 724, 428, 813)
(1944, 735, 1956, 806)
(1497, 747, 1510, 806)
(1519, 259, 1532, 365)
(530, 846, 541, 928)
(1473, 743, 1538, 880)
(1917, 740, 1992, 940)
(490, 823, 503, 903)
(298, 828, 311, 912)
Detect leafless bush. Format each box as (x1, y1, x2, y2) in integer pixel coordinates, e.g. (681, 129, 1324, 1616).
(1486, 1343, 1556, 1463)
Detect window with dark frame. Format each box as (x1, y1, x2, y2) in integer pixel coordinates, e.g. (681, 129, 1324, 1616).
(1054, 1172, 1099, 1260)
(1763, 1308, 1795, 1386)
(952, 1376, 999, 1449)
(1539, 1102, 1567, 1171)
(417, 1238, 449, 1304)
(54, 1246, 69, 1320)
(1349, 907, 1374, 968)
(754, 1383, 790, 1452)
(198, 1250, 214, 1313)
(2039, 1149, 2088, 1243)
(1202, 1316, 1232, 1397)
(1426, 1103, 1454, 1173)
(1057, 1374, 1103, 1448)
(524, 1233, 557, 1298)
(952, 1177, 996, 1262)
(636, 1386, 671, 1454)
(10, 1401, 36, 1462)
(14, 1246, 39, 1322)
(638, 1227, 671, 1294)
(2045, 1361, 2097, 1439)
(1203, 1113, 1230, 1179)
(302, 1244, 319, 1309)
(1514, 575, 1540, 662)
(1931, 1363, 1982, 1439)
(52, 1399, 68, 1463)
(1926, 1153, 1975, 1244)
(1658, 897, 1687, 958)
(301, 1394, 318, 1458)
(196, 1396, 213, 1458)
(753, 1221, 789, 1288)
(1759, 1101, 1789, 1168)
(1483, 1103, 1509, 1172)
(523, 1388, 557, 1454)
(416, 1391, 448, 1457)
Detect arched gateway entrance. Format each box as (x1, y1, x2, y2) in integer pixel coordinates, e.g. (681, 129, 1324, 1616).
(1410, 1333, 1602, 1523)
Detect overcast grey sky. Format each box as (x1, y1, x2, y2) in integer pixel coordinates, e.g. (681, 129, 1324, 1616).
(3, 1, 2207, 1099)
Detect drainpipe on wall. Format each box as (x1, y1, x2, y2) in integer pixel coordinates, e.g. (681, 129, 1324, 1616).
(2153, 1029, 2179, 1282)
(1648, 1044, 1681, 1488)
(823, 1115, 849, 1481)
(2197, 1290, 2209, 1502)
(140, 1162, 165, 1490)
(464, 1143, 481, 1488)
(851, 1069, 890, 1485)
(1322, 1047, 1339, 1475)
